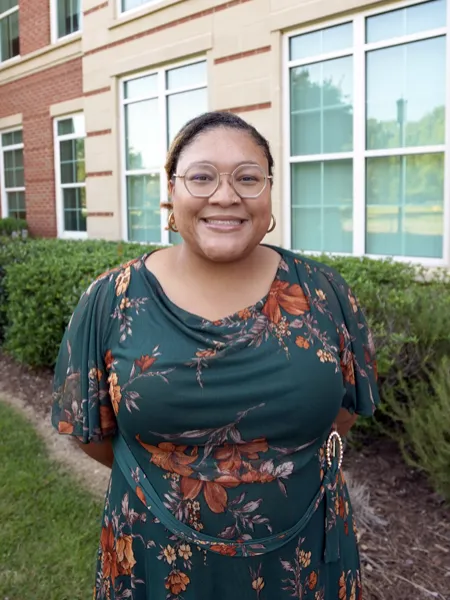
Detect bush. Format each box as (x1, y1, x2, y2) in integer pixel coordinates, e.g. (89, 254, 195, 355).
(0, 217, 28, 237)
(382, 358, 450, 501)
(2, 239, 156, 367)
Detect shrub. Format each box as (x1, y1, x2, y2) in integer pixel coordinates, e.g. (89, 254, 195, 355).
(382, 358, 450, 502)
(3, 239, 156, 367)
(0, 217, 28, 237)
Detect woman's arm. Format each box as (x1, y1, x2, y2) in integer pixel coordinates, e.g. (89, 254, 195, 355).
(75, 438, 114, 469)
(335, 408, 358, 437)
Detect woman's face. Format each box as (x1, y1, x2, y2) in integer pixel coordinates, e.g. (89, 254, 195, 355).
(169, 128, 272, 263)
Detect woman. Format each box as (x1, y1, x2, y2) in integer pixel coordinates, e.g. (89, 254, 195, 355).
(52, 111, 379, 600)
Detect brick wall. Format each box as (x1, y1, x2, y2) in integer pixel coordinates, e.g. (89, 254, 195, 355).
(0, 58, 83, 236)
(18, 0, 51, 55)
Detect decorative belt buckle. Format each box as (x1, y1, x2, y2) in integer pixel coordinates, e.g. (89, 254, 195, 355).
(326, 430, 343, 470)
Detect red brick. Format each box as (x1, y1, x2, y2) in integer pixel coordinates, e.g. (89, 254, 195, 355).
(18, 0, 51, 55)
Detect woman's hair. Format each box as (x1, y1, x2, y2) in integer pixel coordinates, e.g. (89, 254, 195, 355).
(163, 111, 274, 209)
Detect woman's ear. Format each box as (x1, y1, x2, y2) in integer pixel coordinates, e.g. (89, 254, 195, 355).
(168, 179, 174, 195)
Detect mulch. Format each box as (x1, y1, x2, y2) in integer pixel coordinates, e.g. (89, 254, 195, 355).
(0, 351, 449, 600)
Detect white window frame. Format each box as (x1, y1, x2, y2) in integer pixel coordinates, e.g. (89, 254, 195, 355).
(283, 0, 450, 267)
(120, 58, 208, 244)
(0, 1, 20, 64)
(0, 128, 25, 220)
(53, 114, 87, 239)
(50, 0, 82, 44)
(117, 0, 163, 17)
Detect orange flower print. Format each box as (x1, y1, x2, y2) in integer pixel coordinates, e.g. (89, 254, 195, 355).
(135, 486, 147, 506)
(88, 367, 102, 382)
(135, 354, 156, 371)
(252, 576, 265, 592)
(119, 297, 131, 310)
(295, 336, 310, 349)
(181, 476, 240, 514)
(315, 289, 327, 301)
(196, 349, 217, 359)
(163, 545, 177, 565)
(116, 535, 136, 574)
(165, 570, 190, 595)
(262, 279, 309, 324)
(136, 438, 198, 477)
(298, 549, 311, 568)
(348, 291, 358, 313)
(240, 468, 276, 485)
(100, 523, 120, 584)
(108, 372, 122, 415)
(339, 572, 347, 599)
(58, 421, 74, 435)
(115, 266, 131, 297)
(178, 544, 192, 560)
(309, 571, 318, 590)
(105, 350, 115, 371)
(317, 349, 334, 363)
(210, 543, 237, 556)
(238, 307, 252, 321)
(215, 438, 269, 473)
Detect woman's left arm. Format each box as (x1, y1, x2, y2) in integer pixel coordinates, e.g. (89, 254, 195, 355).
(335, 408, 358, 437)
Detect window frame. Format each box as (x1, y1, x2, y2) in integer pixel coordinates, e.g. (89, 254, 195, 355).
(53, 114, 87, 239)
(0, 127, 25, 221)
(50, 0, 82, 44)
(283, 0, 450, 266)
(119, 58, 208, 244)
(117, 0, 164, 17)
(0, 1, 20, 64)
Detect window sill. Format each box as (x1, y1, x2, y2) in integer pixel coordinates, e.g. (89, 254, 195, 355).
(109, 0, 183, 30)
(51, 30, 82, 46)
(0, 34, 82, 74)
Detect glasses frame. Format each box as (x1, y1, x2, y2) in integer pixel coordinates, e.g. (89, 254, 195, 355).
(172, 162, 273, 199)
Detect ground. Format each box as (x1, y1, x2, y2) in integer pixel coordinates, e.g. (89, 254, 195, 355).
(0, 352, 449, 600)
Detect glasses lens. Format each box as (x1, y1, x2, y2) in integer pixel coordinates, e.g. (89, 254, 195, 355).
(232, 165, 267, 198)
(184, 164, 218, 197)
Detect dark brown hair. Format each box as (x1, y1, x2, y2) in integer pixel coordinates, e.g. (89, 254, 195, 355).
(163, 111, 274, 209)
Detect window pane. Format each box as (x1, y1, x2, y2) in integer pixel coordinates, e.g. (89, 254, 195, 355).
(366, 37, 445, 150)
(289, 23, 352, 61)
(166, 62, 207, 91)
(366, 0, 446, 44)
(7, 190, 25, 220)
(57, 115, 85, 137)
(60, 139, 85, 183)
(57, 0, 80, 38)
(291, 160, 353, 252)
(127, 174, 161, 243)
(366, 153, 444, 258)
(3, 148, 24, 187)
(63, 187, 86, 232)
(0, 9, 19, 62)
(2, 129, 22, 146)
(290, 57, 353, 156)
(121, 0, 156, 12)
(0, 1, 19, 12)
(125, 100, 160, 170)
(167, 88, 208, 145)
(124, 74, 158, 100)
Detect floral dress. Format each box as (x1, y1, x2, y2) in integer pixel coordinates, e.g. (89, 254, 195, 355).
(52, 245, 379, 600)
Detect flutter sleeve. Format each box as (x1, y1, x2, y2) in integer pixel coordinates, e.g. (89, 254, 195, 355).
(321, 267, 380, 416)
(51, 277, 117, 443)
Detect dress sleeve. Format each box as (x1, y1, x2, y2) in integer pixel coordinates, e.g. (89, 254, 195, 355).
(51, 277, 117, 443)
(321, 268, 380, 417)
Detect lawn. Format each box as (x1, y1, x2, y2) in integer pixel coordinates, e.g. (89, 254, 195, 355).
(0, 401, 103, 600)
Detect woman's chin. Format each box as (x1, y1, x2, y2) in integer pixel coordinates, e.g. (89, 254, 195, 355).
(197, 237, 253, 263)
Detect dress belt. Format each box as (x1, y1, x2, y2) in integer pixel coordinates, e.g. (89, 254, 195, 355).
(112, 430, 344, 563)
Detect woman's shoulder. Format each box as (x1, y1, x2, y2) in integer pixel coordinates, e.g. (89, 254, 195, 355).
(269, 245, 345, 284)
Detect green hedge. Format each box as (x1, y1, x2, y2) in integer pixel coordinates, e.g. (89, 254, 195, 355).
(0, 217, 28, 237)
(1, 238, 450, 499)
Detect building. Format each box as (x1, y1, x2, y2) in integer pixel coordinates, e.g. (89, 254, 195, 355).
(0, 0, 448, 266)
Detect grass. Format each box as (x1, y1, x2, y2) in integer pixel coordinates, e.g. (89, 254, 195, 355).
(0, 401, 103, 600)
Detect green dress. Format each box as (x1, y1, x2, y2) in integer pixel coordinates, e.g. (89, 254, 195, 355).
(52, 246, 379, 600)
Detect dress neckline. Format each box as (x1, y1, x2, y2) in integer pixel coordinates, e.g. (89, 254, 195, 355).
(140, 245, 285, 325)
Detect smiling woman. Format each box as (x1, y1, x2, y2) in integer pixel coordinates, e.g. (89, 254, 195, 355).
(52, 111, 379, 600)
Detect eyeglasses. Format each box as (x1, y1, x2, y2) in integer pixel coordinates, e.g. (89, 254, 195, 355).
(172, 162, 272, 199)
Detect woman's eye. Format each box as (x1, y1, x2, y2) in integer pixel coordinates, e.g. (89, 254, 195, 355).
(189, 173, 213, 182)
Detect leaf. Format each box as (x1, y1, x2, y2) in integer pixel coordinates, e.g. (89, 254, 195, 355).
(275, 461, 294, 479)
(280, 560, 294, 572)
(277, 479, 288, 497)
(229, 426, 243, 443)
(241, 500, 262, 513)
(121, 493, 129, 516)
(259, 459, 275, 475)
(218, 525, 237, 539)
(290, 318, 304, 329)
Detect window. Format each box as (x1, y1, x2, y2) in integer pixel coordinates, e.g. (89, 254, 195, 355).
(0, 129, 25, 220)
(54, 115, 86, 237)
(0, 0, 19, 62)
(52, 0, 81, 40)
(120, 0, 160, 14)
(121, 60, 208, 244)
(286, 0, 449, 263)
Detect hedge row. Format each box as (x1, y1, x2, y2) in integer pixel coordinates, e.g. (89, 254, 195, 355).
(1, 237, 450, 499)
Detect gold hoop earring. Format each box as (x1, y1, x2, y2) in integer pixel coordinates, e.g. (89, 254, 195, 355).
(267, 214, 276, 233)
(167, 211, 178, 233)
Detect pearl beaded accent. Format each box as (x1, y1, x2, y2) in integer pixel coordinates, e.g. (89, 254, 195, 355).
(326, 430, 344, 470)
